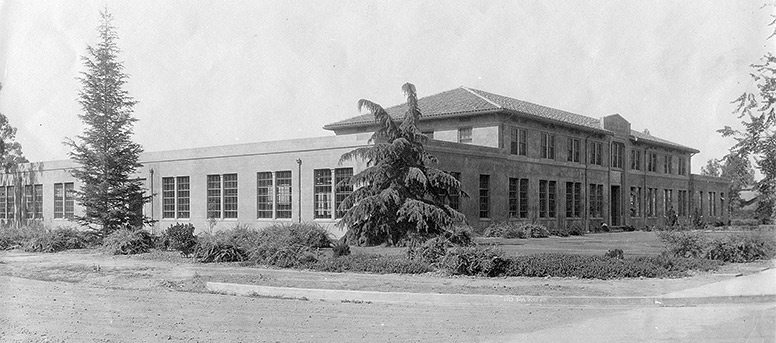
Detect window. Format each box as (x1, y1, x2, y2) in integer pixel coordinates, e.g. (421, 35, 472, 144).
(565, 182, 581, 218)
(709, 192, 716, 216)
(276, 171, 292, 219)
(541, 133, 556, 159)
(647, 188, 657, 217)
(163, 177, 190, 219)
(479, 174, 489, 218)
(510, 128, 527, 156)
(567, 138, 580, 163)
(589, 142, 603, 166)
(629, 187, 641, 217)
(24, 185, 43, 219)
(611, 143, 624, 168)
(313, 169, 332, 219)
(664, 189, 674, 214)
(206, 174, 237, 219)
(664, 155, 673, 174)
(5, 186, 14, 220)
(447, 172, 461, 211)
(257, 172, 273, 219)
(589, 184, 604, 218)
(648, 152, 658, 172)
(458, 127, 472, 143)
(539, 180, 556, 218)
(698, 191, 704, 215)
(678, 190, 688, 217)
(720, 193, 725, 217)
(630, 149, 641, 170)
(0, 186, 5, 220)
(678, 157, 687, 175)
(508, 177, 531, 219)
(335, 168, 353, 218)
(54, 182, 75, 219)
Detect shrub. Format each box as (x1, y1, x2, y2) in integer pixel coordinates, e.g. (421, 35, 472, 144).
(528, 224, 550, 238)
(332, 240, 351, 258)
(705, 232, 776, 262)
(406, 236, 451, 265)
(483, 222, 547, 239)
(163, 223, 197, 256)
(604, 248, 624, 259)
(443, 224, 473, 246)
(548, 225, 570, 237)
(440, 245, 510, 277)
(286, 222, 333, 249)
(238, 223, 331, 267)
(193, 231, 247, 263)
(0, 225, 45, 250)
(568, 225, 586, 236)
(23, 227, 88, 253)
(657, 230, 708, 258)
(311, 253, 432, 274)
(102, 228, 154, 255)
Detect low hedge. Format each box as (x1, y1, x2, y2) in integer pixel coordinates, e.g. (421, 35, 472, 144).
(658, 230, 775, 262)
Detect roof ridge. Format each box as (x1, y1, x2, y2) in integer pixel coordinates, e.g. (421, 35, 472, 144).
(460, 86, 502, 109)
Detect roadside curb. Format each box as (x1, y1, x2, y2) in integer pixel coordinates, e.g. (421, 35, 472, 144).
(205, 282, 776, 307)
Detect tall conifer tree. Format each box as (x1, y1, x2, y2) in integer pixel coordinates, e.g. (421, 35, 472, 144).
(66, 10, 149, 236)
(338, 83, 467, 246)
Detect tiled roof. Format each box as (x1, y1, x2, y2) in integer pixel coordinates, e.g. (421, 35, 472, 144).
(630, 129, 699, 153)
(323, 86, 696, 152)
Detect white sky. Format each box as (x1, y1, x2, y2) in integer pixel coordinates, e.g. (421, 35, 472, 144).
(0, 0, 772, 173)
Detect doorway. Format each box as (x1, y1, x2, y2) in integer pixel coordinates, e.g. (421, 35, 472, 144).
(610, 185, 620, 226)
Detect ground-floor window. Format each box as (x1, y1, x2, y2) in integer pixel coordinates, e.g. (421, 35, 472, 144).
(4, 186, 14, 220)
(54, 182, 75, 219)
(565, 182, 581, 218)
(539, 180, 556, 218)
(647, 188, 657, 217)
(678, 190, 688, 217)
(629, 187, 641, 217)
(589, 184, 603, 218)
(334, 168, 353, 218)
(257, 172, 273, 219)
(479, 175, 490, 218)
(276, 171, 292, 219)
(446, 171, 461, 211)
(313, 169, 332, 219)
(709, 192, 716, 216)
(24, 184, 43, 219)
(664, 189, 674, 214)
(206, 173, 237, 219)
(162, 177, 190, 219)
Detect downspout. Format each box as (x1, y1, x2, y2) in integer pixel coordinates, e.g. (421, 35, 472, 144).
(296, 158, 302, 223)
(150, 168, 154, 234)
(584, 134, 591, 233)
(643, 147, 648, 227)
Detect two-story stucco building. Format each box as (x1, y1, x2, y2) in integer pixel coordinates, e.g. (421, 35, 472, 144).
(0, 86, 730, 236)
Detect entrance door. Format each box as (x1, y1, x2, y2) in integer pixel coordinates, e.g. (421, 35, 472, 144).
(610, 186, 620, 226)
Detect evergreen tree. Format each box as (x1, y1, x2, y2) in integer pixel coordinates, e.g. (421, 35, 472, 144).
(338, 83, 467, 246)
(65, 10, 149, 236)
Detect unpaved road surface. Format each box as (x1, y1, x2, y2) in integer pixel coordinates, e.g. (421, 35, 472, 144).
(0, 250, 773, 342)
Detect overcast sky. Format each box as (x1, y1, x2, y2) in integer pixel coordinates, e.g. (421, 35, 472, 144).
(0, 1, 772, 173)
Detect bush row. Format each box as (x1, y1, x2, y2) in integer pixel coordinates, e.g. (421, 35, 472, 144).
(657, 230, 776, 263)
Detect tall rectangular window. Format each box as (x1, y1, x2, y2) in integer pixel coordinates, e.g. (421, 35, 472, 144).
(678, 190, 688, 217)
(629, 187, 641, 217)
(64, 183, 74, 218)
(589, 142, 603, 166)
(509, 178, 518, 217)
(631, 149, 641, 170)
(648, 152, 658, 172)
(458, 127, 472, 143)
(510, 128, 519, 155)
(276, 171, 292, 219)
(6, 186, 14, 220)
(567, 138, 580, 163)
(447, 171, 461, 211)
(24, 185, 33, 219)
(479, 174, 489, 218)
(257, 172, 273, 219)
(709, 192, 716, 216)
(207, 175, 221, 219)
(664, 155, 673, 174)
(698, 191, 704, 215)
(518, 129, 527, 156)
(565, 182, 581, 218)
(163, 177, 190, 219)
(611, 143, 624, 168)
(54, 183, 64, 219)
(541, 133, 556, 159)
(539, 180, 547, 218)
(0, 186, 6, 220)
(548, 181, 556, 218)
(335, 168, 353, 218)
(664, 189, 674, 214)
(33, 185, 42, 219)
(678, 157, 687, 175)
(222, 174, 238, 219)
(519, 178, 529, 218)
(589, 184, 603, 218)
(647, 188, 657, 217)
(313, 169, 332, 219)
(540, 180, 556, 218)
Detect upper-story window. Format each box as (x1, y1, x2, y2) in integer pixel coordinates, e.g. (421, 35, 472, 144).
(541, 132, 556, 159)
(664, 155, 673, 174)
(589, 141, 603, 166)
(567, 137, 580, 163)
(630, 149, 642, 170)
(647, 152, 658, 172)
(510, 127, 526, 156)
(458, 127, 472, 143)
(678, 157, 687, 175)
(611, 143, 625, 169)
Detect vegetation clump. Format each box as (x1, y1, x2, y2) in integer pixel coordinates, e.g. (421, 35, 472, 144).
(101, 227, 154, 255)
(162, 223, 197, 256)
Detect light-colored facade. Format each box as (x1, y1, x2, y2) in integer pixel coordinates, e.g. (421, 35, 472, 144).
(0, 86, 730, 236)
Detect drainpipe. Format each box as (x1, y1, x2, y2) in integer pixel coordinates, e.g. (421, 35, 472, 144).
(643, 147, 648, 226)
(150, 168, 155, 234)
(296, 158, 302, 223)
(584, 134, 591, 233)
